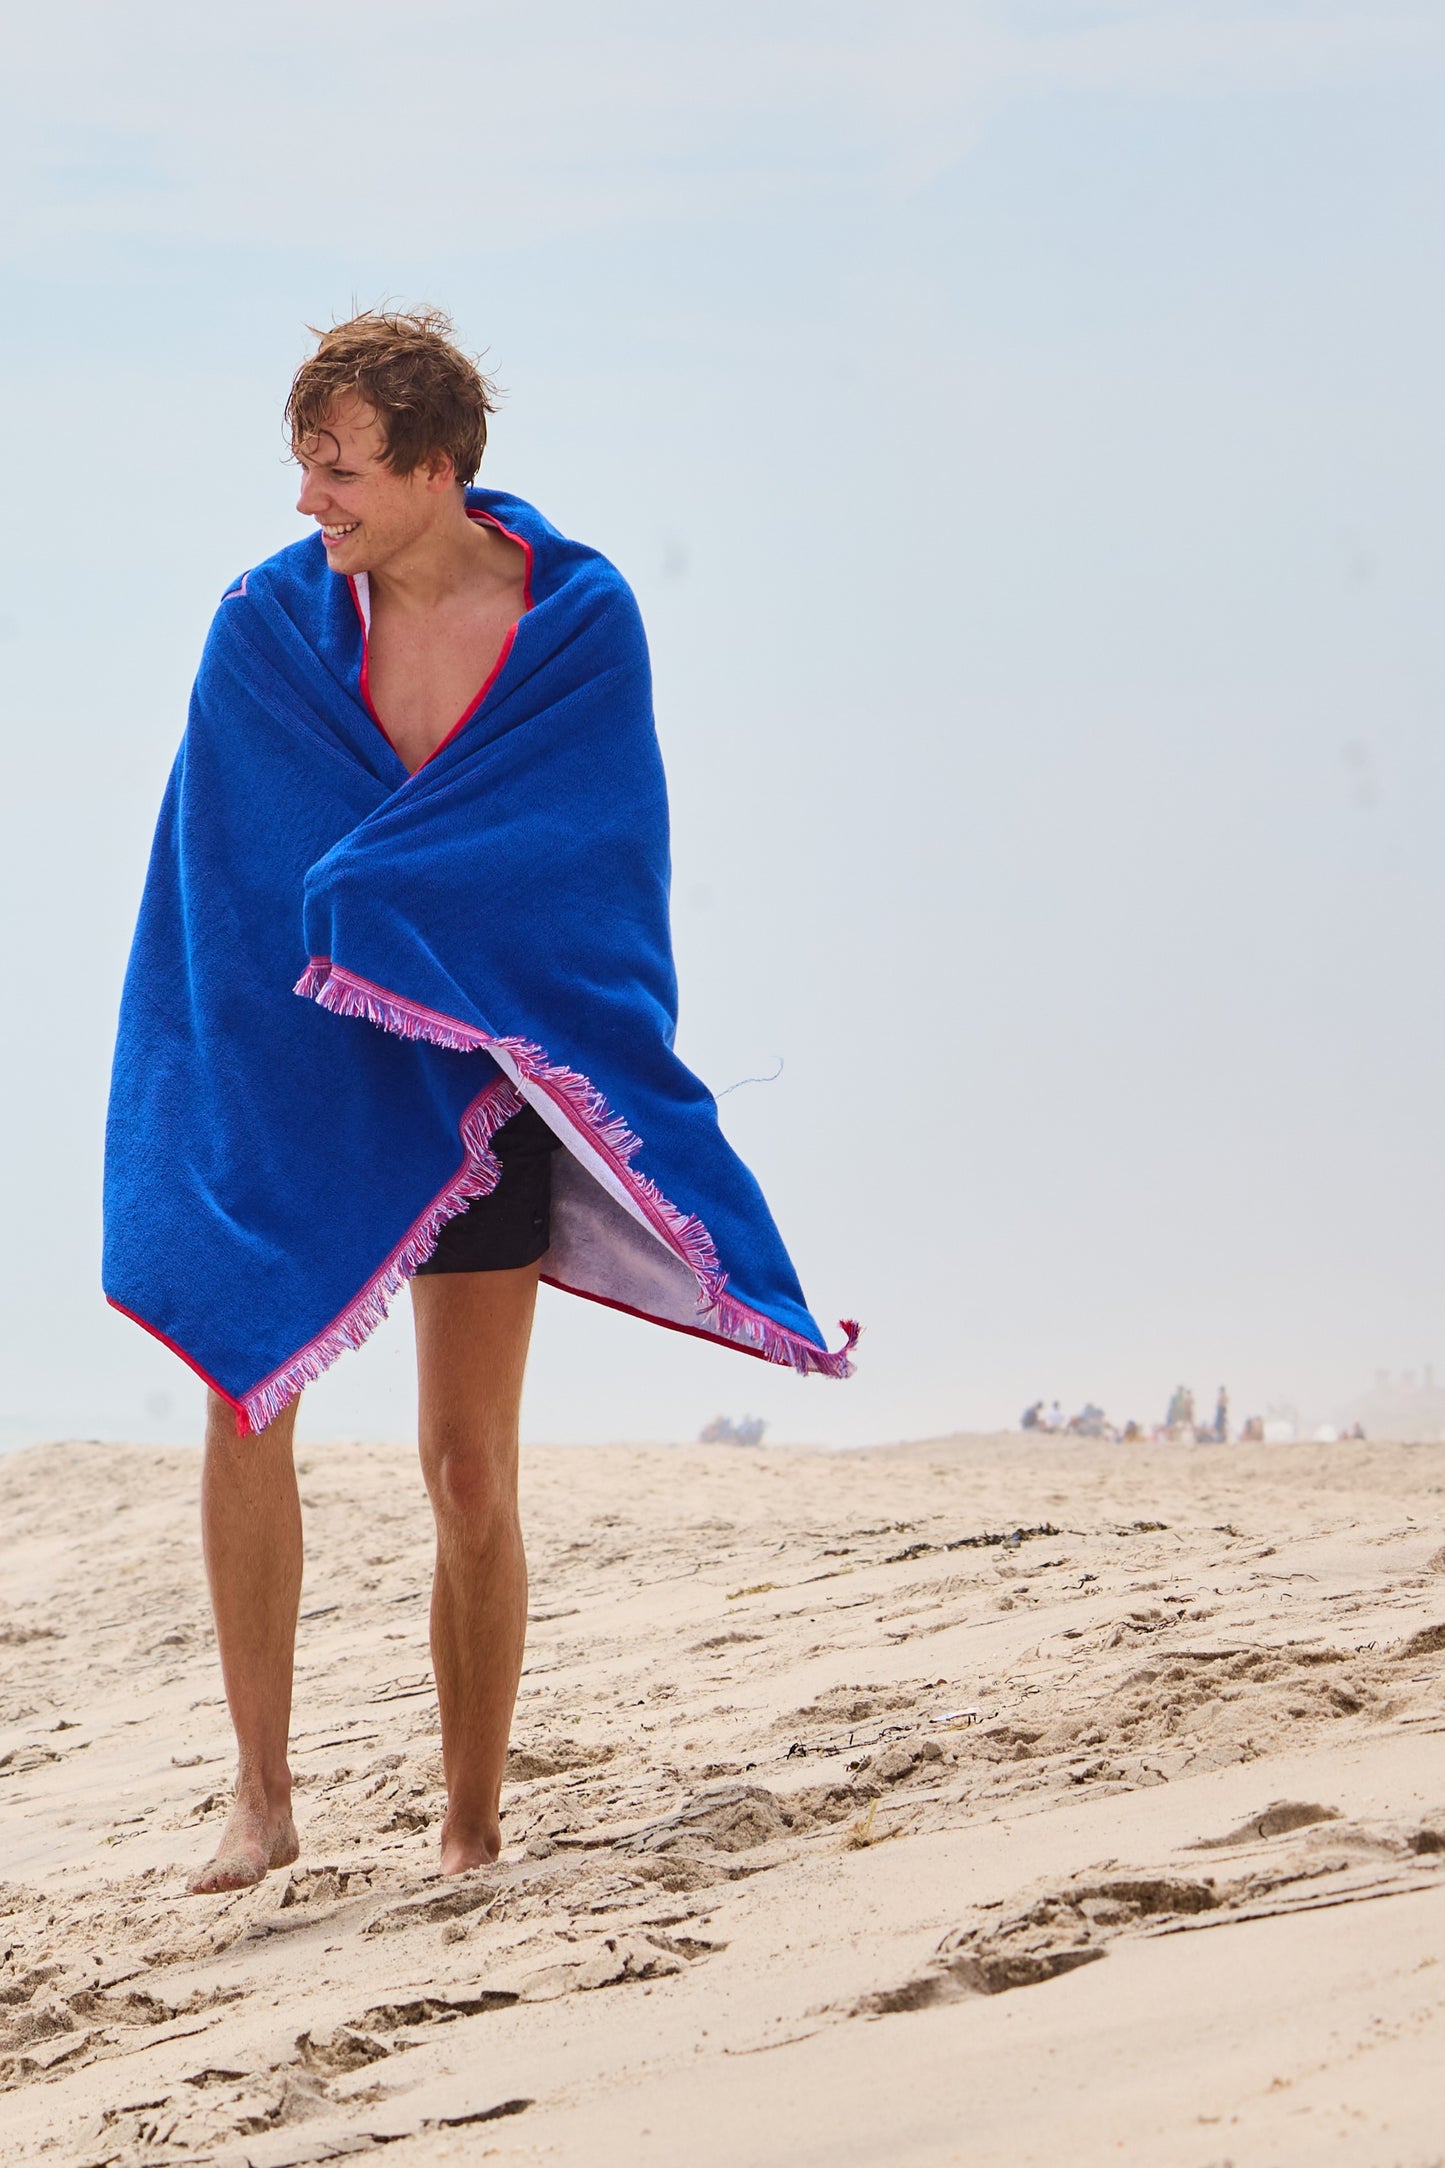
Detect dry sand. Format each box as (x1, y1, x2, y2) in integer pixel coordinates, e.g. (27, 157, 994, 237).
(2, 1429, 1443, 2167)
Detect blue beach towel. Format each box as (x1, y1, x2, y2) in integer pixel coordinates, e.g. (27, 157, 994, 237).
(104, 489, 857, 1432)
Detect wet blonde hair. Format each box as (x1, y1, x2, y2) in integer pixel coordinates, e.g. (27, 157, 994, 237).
(286, 307, 499, 484)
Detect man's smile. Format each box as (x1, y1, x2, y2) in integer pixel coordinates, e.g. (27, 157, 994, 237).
(320, 520, 359, 545)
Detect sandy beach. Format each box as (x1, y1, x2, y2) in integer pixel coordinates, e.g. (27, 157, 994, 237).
(2, 1429, 1443, 2166)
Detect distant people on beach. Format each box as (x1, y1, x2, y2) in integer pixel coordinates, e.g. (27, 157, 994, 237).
(1015, 1382, 1284, 1446)
(1016, 1387, 1354, 1447)
(1021, 1398, 1130, 1440)
(1165, 1385, 1196, 1437)
(1020, 1400, 1068, 1433)
(700, 1414, 767, 1446)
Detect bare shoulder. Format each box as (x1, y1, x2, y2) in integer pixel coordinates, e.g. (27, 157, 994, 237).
(470, 516, 529, 594)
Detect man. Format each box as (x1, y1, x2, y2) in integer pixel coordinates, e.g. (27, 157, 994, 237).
(104, 309, 854, 1894)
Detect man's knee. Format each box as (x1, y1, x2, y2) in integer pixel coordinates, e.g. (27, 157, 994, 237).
(423, 1433, 517, 1536)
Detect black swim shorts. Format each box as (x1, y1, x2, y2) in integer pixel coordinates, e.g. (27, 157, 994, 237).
(414, 1102, 561, 1275)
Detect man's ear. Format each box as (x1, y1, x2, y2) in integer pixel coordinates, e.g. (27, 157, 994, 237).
(424, 449, 458, 494)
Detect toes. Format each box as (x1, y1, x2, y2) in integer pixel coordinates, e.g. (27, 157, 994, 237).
(188, 1809, 298, 1894)
(187, 1848, 268, 1896)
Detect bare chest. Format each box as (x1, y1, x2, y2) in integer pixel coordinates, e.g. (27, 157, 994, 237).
(359, 578, 525, 774)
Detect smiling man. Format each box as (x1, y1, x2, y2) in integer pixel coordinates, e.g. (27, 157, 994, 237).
(104, 308, 855, 1895)
(295, 377, 530, 776)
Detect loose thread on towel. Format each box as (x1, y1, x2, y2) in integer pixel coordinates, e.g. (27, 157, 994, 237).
(716, 1057, 784, 1099)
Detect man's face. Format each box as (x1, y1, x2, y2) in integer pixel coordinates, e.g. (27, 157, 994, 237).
(293, 391, 447, 576)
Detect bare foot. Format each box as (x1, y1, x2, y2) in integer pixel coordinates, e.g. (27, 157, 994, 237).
(439, 1809, 501, 1877)
(187, 1797, 300, 1896)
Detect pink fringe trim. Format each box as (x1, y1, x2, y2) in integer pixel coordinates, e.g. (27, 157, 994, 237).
(290, 956, 858, 1391)
(236, 1071, 525, 1433)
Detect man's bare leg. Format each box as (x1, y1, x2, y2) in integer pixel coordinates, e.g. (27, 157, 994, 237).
(411, 1267, 537, 1874)
(188, 1391, 303, 1895)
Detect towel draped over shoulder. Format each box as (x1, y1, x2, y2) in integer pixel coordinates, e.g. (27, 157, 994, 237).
(103, 489, 856, 1431)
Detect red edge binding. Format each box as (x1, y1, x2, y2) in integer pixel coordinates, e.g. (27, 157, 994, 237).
(111, 1075, 526, 1437)
(287, 957, 859, 1400)
(232, 1072, 526, 1434)
(348, 511, 533, 771)
(105, 1297, 254, 1436)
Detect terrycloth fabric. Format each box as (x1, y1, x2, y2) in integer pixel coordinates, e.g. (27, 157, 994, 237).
(104, 488, 856, 1431)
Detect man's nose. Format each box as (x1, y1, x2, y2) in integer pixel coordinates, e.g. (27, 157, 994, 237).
(295, 470, 327, 516)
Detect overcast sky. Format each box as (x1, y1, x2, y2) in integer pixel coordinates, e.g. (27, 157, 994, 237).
(2, 1, 1443, 1451)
